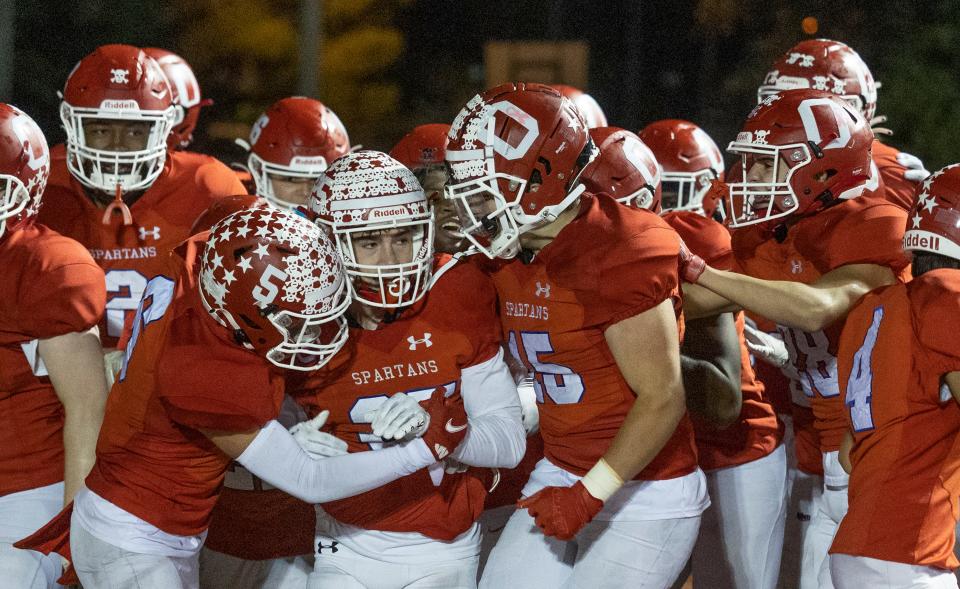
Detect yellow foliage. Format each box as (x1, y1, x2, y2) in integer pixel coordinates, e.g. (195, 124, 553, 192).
(323, 26, 405, 78)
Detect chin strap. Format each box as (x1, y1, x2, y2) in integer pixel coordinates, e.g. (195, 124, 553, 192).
(102, 183, 133, 226)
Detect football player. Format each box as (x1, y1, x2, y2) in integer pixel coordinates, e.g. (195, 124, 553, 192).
(682, 89, 910, 589)
(292, 150, 524, 589)
(446, 83, 708, 589)
(37, 44, 245, 354)
(18, 207, 469, 588)
(830, 164, 960, 587)
(240, 97, 350, 209)
(757, 39, 928, 211)
(549, 84, 608, 128)
(143, 48, 211, 151)
(642, 119, 787, 589)
(578, 126, 662, 210)
(0, 104, 109, 589)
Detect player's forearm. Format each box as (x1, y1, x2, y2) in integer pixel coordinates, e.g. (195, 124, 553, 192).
(681, 355, 741, 429)
(602, 382, 686, 482)
(681, 282, 741, 320)
(62, 404, 104, 502)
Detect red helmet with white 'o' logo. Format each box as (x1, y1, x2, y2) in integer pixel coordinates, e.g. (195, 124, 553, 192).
(549, 84, 608, 129)
(246, 97, 351, 210)
(726, 89, 874, 229)
(198, 207, 349, 371)
(904, 164, 960, 261)
(308, 150, 433, 309)
(579, 127, 661, 211)
(143, 48, 209, 150)
(60, 44, 177, 194)
(0, 104, 49, 239)
(639, 119, 724, 214)
(758, 39, 878, 122)
(444, 82, 596, 259)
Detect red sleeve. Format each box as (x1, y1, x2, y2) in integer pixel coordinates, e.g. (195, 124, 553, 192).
(20, 238, 106, 339)
(434, 259, 502, 368)
(912, 271, 960, 373)
(196, 159, 248, 198)
(822, 202, 909, 272)
(873, 142, 917, 212)
(595, 223, 681, 328)
(663, 211, 733, 270)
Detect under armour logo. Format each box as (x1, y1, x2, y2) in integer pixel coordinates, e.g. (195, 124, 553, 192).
(110, 69, 129, 84)
(535, 281, 551, 298)
(316, 541, 339, 554)
(138, 225, 161, 240)
(407, 332, 432, 350)
(790, 260, 803, 274)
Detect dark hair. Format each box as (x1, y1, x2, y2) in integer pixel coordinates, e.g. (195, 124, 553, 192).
(911, 251, 960, 278)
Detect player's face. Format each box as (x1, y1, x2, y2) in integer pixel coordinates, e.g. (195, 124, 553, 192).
(352, 227, 415, 268)
(269, 174, 316, 206)
(746, 154, 790, 184)
(83, 119, 152, 151)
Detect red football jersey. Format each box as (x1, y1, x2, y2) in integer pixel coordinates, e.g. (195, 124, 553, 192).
(292, 257, 502, 541)
(732, 193, 909, 454)
(664, 211, 781, 470)
(0, 224, 105, 496)
(873, 140, 917, 212)
(491, 193, 697, 479)
(37, 147, 245, 347)
(84, 236, 284, 537)
(832, 270, 960, 569)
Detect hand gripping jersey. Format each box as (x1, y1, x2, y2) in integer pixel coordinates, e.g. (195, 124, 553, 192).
(872, 140, 918, 212)
(663, 211, 782, 470)
(37, 146, 245, 347)
(292, 256, 502, 541)
(491, 193, 697, 479)
(0, 224, 105, 496)
(832, 270, 960, 569)
(83, 235, 285, 536)
(731, 192, 909, 456)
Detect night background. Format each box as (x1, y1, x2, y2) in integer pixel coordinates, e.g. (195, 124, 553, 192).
(7, 0, 960, 170)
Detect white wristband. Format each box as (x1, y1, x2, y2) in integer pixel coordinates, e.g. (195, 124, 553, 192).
(580, 458, 624, 503)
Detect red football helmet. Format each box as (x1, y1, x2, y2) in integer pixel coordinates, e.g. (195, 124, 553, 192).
(579, 127, 661, 211)
(550, 84, 608, 129)
(445, 82, 596, 259)
(0, 104, 49, 239)
(389, 123, 450, 172)
(308, 150, 433, 309)
(198, 207, 349, 371)
(189, 194, 270, 235)
(758, 39, 878, 123)
(904, 165, 960, 261)
(245, 97, 350, 210)
(726, 89, 875, 229)
(60, 44, 177, 194)
(639, 119, 724, 215)
(143, 48, 209, 150)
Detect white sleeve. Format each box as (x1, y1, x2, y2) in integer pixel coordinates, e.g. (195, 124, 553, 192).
(236, 420, 435, 504)
(451, 347, 526, 468)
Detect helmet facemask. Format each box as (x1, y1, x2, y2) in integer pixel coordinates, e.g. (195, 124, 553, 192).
(263, 291, 350, 370)
(0, 174, 31, 237)
(248, 152, 329, 209)
(661, 169, 717, 214)
(725, 140, 811, 228)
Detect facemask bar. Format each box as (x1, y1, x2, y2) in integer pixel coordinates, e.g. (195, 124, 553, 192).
(335, 216, 435, 309)
(60, 103, 176, 193)
(265, 279, 351, 371)
(613, 185, 655, 210)
(0, 175, 30, 238)
(444, 170, 524, 259)
(725, 141, 810, 228)
(660, 169, 716, 213)
(248, 152, 329, 209)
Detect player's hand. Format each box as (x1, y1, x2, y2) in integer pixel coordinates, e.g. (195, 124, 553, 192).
(743, 324, 789, 368)
(518, 482, 603, 541)
(419, 387, 468, 461)
(517, 378, 539, 434)
(897, 151, 930, 183)
(365, 392, 428, 441)
(678, 237, 707, 284)
(289, 410, 348, 459)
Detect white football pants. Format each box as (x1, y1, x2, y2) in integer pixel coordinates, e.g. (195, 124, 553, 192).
(198, 547, 312, 589)
(831, 554, 959, 589)
(802, 452, 849, 589)
(478, 508, 701, 589)
(692, 444, 788, 589)
(0, 482, 64, 589)
(776, 415, 824, 589)
(307, 541, 478, 589)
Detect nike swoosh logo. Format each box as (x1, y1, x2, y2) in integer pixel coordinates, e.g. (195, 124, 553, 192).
(445, 419, 467, 433)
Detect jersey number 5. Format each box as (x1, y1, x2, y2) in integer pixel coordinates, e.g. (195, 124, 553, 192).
(508, 330, 584, 404)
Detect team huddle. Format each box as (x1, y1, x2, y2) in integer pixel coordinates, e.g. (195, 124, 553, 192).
(0, 36, 957, 589)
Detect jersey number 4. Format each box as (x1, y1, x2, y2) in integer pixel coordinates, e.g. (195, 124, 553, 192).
(845, 306, 884, 432)
(508, 330, 584, 404)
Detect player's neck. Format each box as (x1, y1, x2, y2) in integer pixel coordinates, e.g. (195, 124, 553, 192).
(518, 200, 581, 254)
(351, 300, 386, 330)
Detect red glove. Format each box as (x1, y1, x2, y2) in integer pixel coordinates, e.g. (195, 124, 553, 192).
(517, 481, 603, 541)
(419, 387, 469, 461)
(678, 237, 707, 283)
